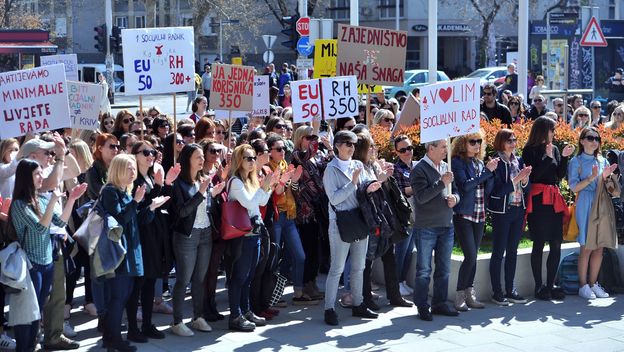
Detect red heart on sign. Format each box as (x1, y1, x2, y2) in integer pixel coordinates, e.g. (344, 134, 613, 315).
(422, 96, 428, 105)
(439, 87, 453, 103)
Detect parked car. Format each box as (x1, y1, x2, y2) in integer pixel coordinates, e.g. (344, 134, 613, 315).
(383, 70, 450, 99)
(464, 67, 508, 88)
(77, 64, 125, 93)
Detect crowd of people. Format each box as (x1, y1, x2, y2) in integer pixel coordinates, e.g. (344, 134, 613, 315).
(1, 69, 624, 352)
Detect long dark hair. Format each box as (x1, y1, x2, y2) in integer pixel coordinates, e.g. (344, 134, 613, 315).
(178, 143, 203, 184)
(525, 116, 556, 147)
(12, 159, 41, 215)
(577, 127, 602, 158)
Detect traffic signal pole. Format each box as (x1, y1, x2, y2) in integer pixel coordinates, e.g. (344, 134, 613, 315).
(105, 0, 114, 103)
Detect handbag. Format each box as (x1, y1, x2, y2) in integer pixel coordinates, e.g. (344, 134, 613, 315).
(564, 194, 579, 242)
(330, 204, 369, 243)
(220, 178, 253, 240)
(73, 200, 123, 255)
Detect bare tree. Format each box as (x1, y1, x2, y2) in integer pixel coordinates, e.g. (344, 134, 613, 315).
(467, 0, 517, 68)
(263, 0, 328, 26)
(0, 0, 44, 28)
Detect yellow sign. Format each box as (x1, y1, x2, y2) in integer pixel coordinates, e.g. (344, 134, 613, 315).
(357, 83, 383, 94)
(313, 39, 337, 78)
(231, 57, 242, 66)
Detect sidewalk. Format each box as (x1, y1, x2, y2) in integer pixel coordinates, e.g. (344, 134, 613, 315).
(63, 275, 624, 352)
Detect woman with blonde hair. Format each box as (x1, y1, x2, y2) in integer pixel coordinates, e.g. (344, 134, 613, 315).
(605, 104, 624, 130)
(570, 106, 592, 129)
(450, 131, 496, 310)
(373, 109, 395, 131)
(227, 144, 279, 331)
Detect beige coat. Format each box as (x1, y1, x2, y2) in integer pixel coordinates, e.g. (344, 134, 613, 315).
(585, 176, 619, 250)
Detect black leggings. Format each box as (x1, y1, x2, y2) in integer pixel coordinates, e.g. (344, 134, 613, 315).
(530, 238, 562, 289)
(297, 221, 320, 284)
(125, 277, 156, 331)
(66, 245, 93, 305)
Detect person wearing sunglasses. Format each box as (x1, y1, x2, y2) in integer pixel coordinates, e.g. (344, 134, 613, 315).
(529, 75, 546, 101)
(605, 104, 624, 130)
(551, 97, 566, 121)
(129, 121, 149, 138)
(589, 100, 606, 126)
(100, 112, 115, 134)
(506, 96, 526, 123)
(480, 83, 513, 126)
(150, 116, 170, 140)
(568, 128, 618, 300)
(488, 129, 532, 306)
(373, 109, 395, 131)
(570, 106, 592, 129)
(86, 133, 120, 200)
(392, 135, 416, 297)
(112, 109, 136, 140)
(523, 117, 576, 301)
(525, 94, 549, 121)
(450, 131, 496, 312)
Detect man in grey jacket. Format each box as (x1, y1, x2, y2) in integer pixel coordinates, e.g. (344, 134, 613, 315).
(409, 139, 460, 321)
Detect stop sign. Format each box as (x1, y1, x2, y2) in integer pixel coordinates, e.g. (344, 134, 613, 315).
(296, 17, 310, 36)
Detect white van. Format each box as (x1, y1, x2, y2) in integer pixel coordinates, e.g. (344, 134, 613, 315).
(77, 64, 125, 93)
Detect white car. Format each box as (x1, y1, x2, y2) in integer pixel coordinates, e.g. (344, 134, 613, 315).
(465, 67, 508, 88)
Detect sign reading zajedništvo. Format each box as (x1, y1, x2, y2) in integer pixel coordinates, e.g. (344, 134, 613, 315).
(121, 27, 195, 95)
(336, 24, 407, 87)
(40, 54, 79, 81)
(214, 75, 270, 120)
(67, 81, 104, 130)
(0, 64, 71, 138)
(419, 78, 480, 144)
(291, 76, 358, 123)
(210, 63, 254, 112)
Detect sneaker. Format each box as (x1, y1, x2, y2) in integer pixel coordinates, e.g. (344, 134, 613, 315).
(339, 292, 353, 308)
(43, 335, 79, 350)
(454, 290, 469, 311)
(191, 317, 212, 332)
(82, 303, 98, 317)
(64, 304, 71, 320)
(0, 333, 16, 350)
(63, 321, 77, 338)
(535, 285, 552, 301)
(579, 284, 596, 299)
(399, 282, 412, 297)
(591, 282, 609, 298)
(153, 300, 173, 314)
(505, 290, 528, 304)
(170, 322, 194, 337)
(324, 309, 339, 326)
(491, 292, 510, 306)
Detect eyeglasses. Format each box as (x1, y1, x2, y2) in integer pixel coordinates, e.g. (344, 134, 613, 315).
(176, 139, 185, 145)
(123, 118, 135, 124)
(305, 135, 319, 141)
(397, 146, 413, 154)
(44, 150, 56, 157)
(509, 102, 519, 106)
(132, 130, 148, 136)
(555, 104, 563, 107)
(343, 124, 355, 130)
(483, 92, 494, 96)
(584, 135, 601, 142)
(271, 147, 285, 152)
(383, 118, 395, 123)
(468, 139, 483, 146)
(533, 99, 543, 103)
(506, 138, 518, 144)
(158, 124, 169, 129)
(136, 149, 157, 157)
(577, 113, 589, 117)
(243, 156, 257, 162)
(274, 124, 286, 129)
(591, 106, 601, 109)
(341, 141, 356, 148)
(104, 120, 114, 125)
(108, 144, 120, 150)
(286, 127, 293, 132)
(208, 148, 220, 155)
(215, 131, 227, 135)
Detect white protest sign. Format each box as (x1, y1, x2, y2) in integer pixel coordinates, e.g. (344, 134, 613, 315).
(214, 110, 248, 121)
(67, 81, 104, 130)
(0, 64, 71, 138)
(321, 76, 358, 120)
(40, 54, 78, 81)
(121, 27, 195, 95)
(419, 78, 480, 143)
(291, 79, 322, 124)
(252, 75, 270, 116)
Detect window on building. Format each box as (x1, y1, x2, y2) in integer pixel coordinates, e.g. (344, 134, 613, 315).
(608, 0, 618, 19)
(327, 0, 349, 20)
(406, 36, 421, 69)
(135, 16, 146, 28)
(379, 0, 404, 20)
(115, 16, 128, 28)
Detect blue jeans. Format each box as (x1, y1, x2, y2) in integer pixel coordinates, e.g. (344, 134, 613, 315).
(273, 212, 305, 289)
(29, 262, 55, 312)
(490, 206, 525, 295)
(91, 275, 108, 317)
(413, 227, 454, 308)
(394, 227, 416, 282)
(228, 236, 260, 319)
(104, 275, 133, 343)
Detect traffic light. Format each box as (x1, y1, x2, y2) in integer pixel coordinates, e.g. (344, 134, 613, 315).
(93, 24, 106, 53)
(110, 26, 122, 53)
(281, 15, 300, 50)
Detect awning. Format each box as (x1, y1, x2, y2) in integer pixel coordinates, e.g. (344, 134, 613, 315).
(0, 41, 57, 54)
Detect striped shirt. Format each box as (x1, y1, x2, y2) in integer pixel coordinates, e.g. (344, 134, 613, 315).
(11, 197, 66, 265)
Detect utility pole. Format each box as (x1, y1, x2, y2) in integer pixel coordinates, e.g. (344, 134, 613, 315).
(518, 0, 528, 97)
(105, 0, 114, 103)
(428, 0, 437, 85)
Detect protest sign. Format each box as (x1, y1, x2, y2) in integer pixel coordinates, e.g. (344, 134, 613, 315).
(209, 63, 254, 112)
(393, 93, 419, 134)
(357, 83, 383, 94)
(214, 110, 248, 121)
(313, 39, 337, 78)
(321, 76, 358, 120)
(0, 64, 71, 138)
(336, 24, 407, 86)
(40, 54, 78, 81)
(419, 78, 480, 144)
(252, 75, 269, 116)
(121, 27, 195, 95)
(292, 79, 322, 123)
(67, 81, 104, 130)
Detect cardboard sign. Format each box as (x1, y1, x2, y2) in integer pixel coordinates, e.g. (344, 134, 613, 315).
(292, 79, 322, 123)
(0, 64, 71, 138)
(214, 76, 270, 120)
(214, 110, 248, 121)
(393, 93, 419, 135)
(357, 83, 383, 94)
(336, 24, 407, 86)
(419, 78, 480, 143)
(121, 27, 195, 95)
(67, 81, 104, 130)
(313, 39, 337, 78)
(40, 54, 78, 81)
(321, 76, 358, 120)
(209, 63, 254, 111)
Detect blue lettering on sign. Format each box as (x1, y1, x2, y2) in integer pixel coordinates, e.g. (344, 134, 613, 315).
(134, 59, 151, 73)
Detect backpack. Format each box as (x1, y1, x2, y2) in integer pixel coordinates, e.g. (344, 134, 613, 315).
(381, 176, 413, 244)
(597, 248, 624, 293)
(260, 242, 287, 309)
(556, 252, 580, 295)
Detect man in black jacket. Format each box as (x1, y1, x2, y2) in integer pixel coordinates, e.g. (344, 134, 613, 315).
(525, 94, 550, 120)
(480, 83, 512, 126)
